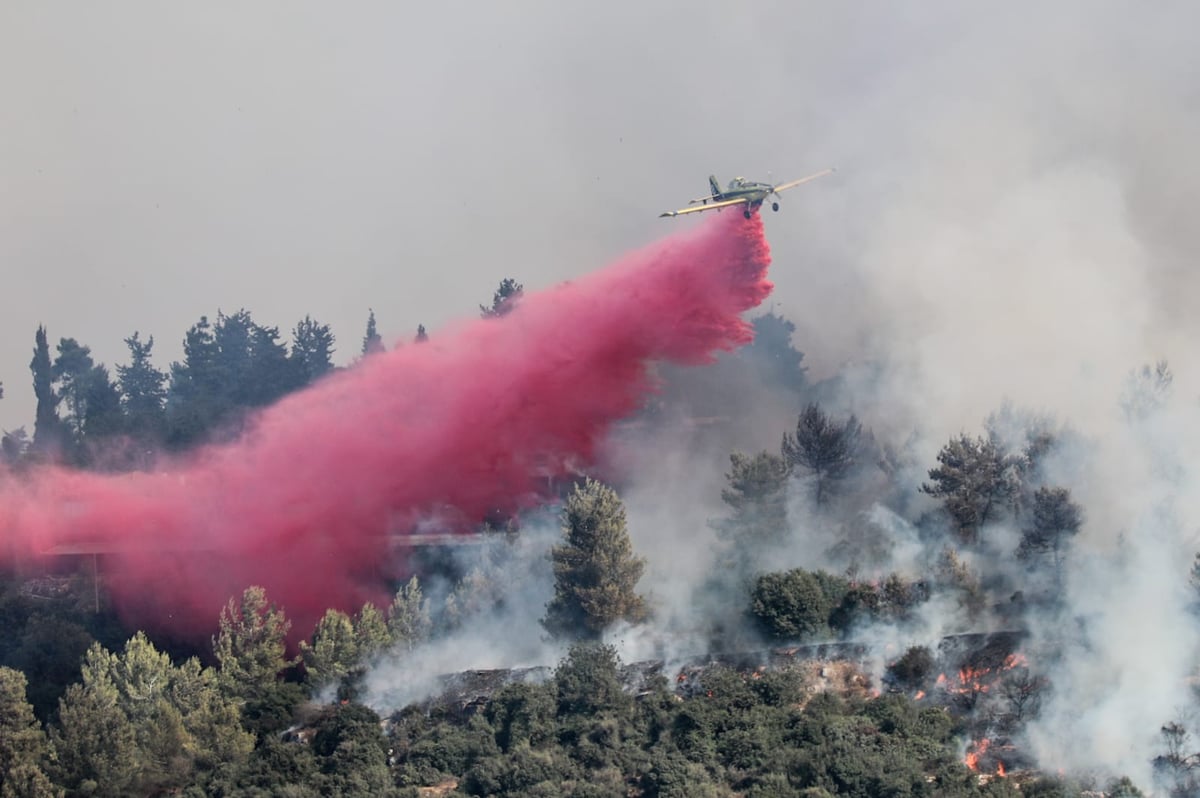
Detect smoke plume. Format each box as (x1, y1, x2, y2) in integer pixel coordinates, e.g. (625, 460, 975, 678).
(0, 212, 771, 640)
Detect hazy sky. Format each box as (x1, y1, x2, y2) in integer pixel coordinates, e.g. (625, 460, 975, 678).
(2, 2, 1197, 436)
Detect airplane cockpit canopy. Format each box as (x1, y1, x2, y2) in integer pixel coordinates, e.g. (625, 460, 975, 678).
(729, 176, 748, 188)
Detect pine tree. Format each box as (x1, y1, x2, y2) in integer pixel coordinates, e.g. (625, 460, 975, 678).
(361, 309, 383, 355)
(51, 338, 94, 436)
(744, 311, 808, 393)
(387, 576, 431, 651)
(212, 586, 294, 701)
(52, 635, 251, 795)
(480, 278, 523, 318)
(1018, 486, 1084, 591)
(922, 434, 1011, 545)
(716, 451, 789, 552)
(242, 321, 297, 406)
(29, 326, 64, 457)
(0, 667, 55, 797)
(165, 315, 223, 447)
(299, 611, 359, 687)
(353, 603, 391, 658)
(116, 332, 167, 442)
(290, 315, 335, 384)
(543, 479, 647, 640)
(414, 324, 428, 344)
(51, 670, 137, 797)
(781, 403, 862, 508)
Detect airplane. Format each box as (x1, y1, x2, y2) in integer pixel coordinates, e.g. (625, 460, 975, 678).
(659, 167, 835, 218)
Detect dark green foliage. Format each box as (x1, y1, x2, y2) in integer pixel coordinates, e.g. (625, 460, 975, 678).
(830, 575, 928, 633)
(7, 616, 95, 720)
(362, 308, 384, 355)
(29, 325, 66, 458)
(49, 337, 126, 460)
(311, 703, 397, 796)
(50, 633, 253, 796)
(1018, 486, 1083, 590)
(743, 311, 808, 393)
(240, 682, 307, 739)
(1, 428, 29, 465)
(212, 586, 294, 701)
(543, 479, 647, 641)
(1020, 776, 1085, 797)
(392, 714, 498, 785)
(0, 668, 54, 796)
(165, 310, 304, 447)
(116, 332, 167, 444)
(922, 434, 1009, 544)
(554, 643, 628, 717)
(383, 653, 996, 798)
(461, 747, 580, 796)
(1106, 776, 1146, 797)
(480, 277, 523, 318)
(53, 338, 126, 448)
(486, 682, 556, 752)
(207, 736, 319, 796)
(750, 569, 847, 640)
(750, 568, 930, 643)
(716, 451, 790, 558)
(888, 646, 936, 691)
(640, 748, 718, 797)
(289, 315, 336, 385)
(782, 403, 863, 507)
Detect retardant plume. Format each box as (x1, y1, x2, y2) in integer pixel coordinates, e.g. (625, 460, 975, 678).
(0, 212, 772, 641)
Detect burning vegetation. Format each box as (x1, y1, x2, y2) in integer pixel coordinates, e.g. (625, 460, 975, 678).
(0, 213, 1189, 796)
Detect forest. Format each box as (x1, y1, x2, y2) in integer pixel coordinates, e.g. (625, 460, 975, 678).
(0, 276, 1192, 798)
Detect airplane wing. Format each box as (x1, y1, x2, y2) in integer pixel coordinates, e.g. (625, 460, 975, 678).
(659, 197, 746, 217)
(771, 167, 836, 194)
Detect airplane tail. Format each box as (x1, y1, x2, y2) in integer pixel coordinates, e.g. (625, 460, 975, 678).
(708, 175, 721, 198)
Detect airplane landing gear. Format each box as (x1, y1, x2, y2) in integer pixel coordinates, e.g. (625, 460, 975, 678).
(743, 209, 752, 219)
(772, 201, 780, 212)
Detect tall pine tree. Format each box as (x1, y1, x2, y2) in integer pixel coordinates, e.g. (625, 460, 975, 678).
(290, 315, 335, 385)
(116, 332, 167, 443)
(29, 325, 65, 457)
(361, 309, 383, 355)
(543, 479, 647, 640)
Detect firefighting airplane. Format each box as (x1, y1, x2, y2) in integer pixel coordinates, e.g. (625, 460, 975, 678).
(659, 167, 835, 219)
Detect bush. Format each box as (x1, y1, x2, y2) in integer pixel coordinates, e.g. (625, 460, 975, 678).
(554, 643, 628, 717)
(750, 570, 832, 639)
(887, 646, 936, 691)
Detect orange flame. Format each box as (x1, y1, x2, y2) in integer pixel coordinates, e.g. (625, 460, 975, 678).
(914, 690, 926, 700)
(965, 738, 991, 771)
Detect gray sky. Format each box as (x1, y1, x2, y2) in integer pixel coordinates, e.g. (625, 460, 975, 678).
(2, 2, 1197, 437)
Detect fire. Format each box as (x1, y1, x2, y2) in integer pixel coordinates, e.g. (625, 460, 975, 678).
(964, 737, 1009, 778)
(936, 651, 1029, 698)
(914, 690, 926, 700)
(958, 666, 993, 694)
(965, 738, 990, 771)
